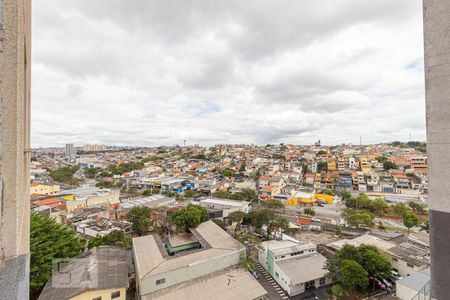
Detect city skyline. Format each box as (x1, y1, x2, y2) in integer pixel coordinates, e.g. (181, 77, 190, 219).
(32, 0, 425, 147)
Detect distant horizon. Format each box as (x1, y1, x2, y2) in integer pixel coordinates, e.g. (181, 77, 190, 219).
(31, 139, 426, 150)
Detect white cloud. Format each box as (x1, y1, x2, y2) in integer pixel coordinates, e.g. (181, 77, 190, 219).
(31, 0, 425, 147)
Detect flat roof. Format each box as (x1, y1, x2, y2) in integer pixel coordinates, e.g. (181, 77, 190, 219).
(276, 254, 328, 284)
(328, 234, 396, 252)
(144, 266, 266, 300)
(169, 234, 199, 247)
(397, 268, 430, 292)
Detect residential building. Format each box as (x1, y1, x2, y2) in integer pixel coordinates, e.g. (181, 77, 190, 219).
(65, 143, 75, 158)
(82, 144, 107, 152)
(38, 246, 129, 300)
(30, 182, 60, 196)
(258, 239, 331, 297)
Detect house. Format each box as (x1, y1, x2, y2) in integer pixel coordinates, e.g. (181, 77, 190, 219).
(396, 268, 430, 300)
(38, 246, 130, 300)
(258, 240, 332, 297)
(132, 220, 266, 300)
(30, 182, 60, 196)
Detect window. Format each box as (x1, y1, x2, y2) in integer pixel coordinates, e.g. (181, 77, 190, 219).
(156, 278, 166, 285)
(111, 291, 120, 299)
(92, 297, 102, 300)
(319, 277, 326, 286)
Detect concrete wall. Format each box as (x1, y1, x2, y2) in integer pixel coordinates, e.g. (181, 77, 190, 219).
(423, 0, 450, 298)
(0, 0, 31, 298)
(139, 249, 243, 297)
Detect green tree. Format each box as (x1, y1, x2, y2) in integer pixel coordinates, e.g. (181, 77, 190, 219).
(262, 199, 284, 209)
(304, 207, 316, 216)
(344, 209, 374, 229)
(84, 167, 100, 178)
(267, 216, 290, 238)
(126, 206, 152, 236)
(340, 189, 352, 202)
(403, 211, 419, 232)
(383, 160, 398, 170)
(222, 169, 233, 177)
(393, 203, 408, 219)
(375, 156, 388, 163)
(240, 188, 257, 202)
(246, 210, 274, 231)
(340, 260, 369, 291)
(323, 189, 333, 195)
(87, 230, 131, 249)
(172, 204, 208, 232)
(49, 165, 80, 183)
(326, 244, 390, 295)
(30, 213, 85, 292)
(228, 211, 247, 235)
(184, 189, 201, 198)
(372, 197, 388, 217)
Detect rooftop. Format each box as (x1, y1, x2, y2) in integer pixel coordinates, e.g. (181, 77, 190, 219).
(277, 254, 328, 284)
(143, 266, 267, 300)
(133, 220, 244, 280)
(38, 246, 129, 300)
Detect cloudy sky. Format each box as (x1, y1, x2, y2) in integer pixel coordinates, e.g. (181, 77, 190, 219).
(32, 0, 425, 147)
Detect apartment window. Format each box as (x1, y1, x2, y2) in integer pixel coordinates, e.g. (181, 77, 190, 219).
(92, 297, 102, 300)
(319, 277, 326, 286)
(111, 291, 120, 299)
(156, 278, 166, 285)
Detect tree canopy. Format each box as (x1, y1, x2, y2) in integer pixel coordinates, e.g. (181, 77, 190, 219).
(262, 199, 284, 209)
(49, 165, 80, 183)
(172, 204, 208, 232)
(326, 244, 391, 296)
(30, 213, 85, 292)
(126, 206, 152, 236)
(403, 211, 419, 231)
(87, 230, 131, 249)
(344, 209, 374, 229)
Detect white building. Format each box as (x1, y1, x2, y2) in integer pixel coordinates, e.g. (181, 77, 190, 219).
(258, 240, 331, 297)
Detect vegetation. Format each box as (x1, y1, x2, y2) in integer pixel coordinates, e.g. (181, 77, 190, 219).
(393, 203, 408, 219)
(340, 189, 352, 202)
(262, 199, 284, 209)
(49, 165, 80, 183)
(126, 206, 152, 236)
(172, 204, 208, 232)
(83, 167, 101, 178)
(403, 211, 419, 231)
(212, 188, 257, 202)
(96, 180, 113, 188)
(327, 244, 391, 297)
(323, 189, 333, 195)
(30, 213, 85, 292)
(383, 160, 398, 170)
(222, 169, 234, 177)
(228, 211, 247, 235)
(304, 207, 316, 216)
(184, 189, 202, 198)
(87, 230, 132, 249)
(344, 209, 374, 229)
(108, 161, 144, 175)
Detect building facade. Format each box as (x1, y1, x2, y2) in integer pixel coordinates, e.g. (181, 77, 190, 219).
(0, 0, 31, 298)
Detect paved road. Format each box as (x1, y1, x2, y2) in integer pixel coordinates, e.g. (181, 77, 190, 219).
(252, 258, 290, 300)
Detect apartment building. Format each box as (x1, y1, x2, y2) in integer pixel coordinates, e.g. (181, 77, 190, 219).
(30, 182, 60, 196)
